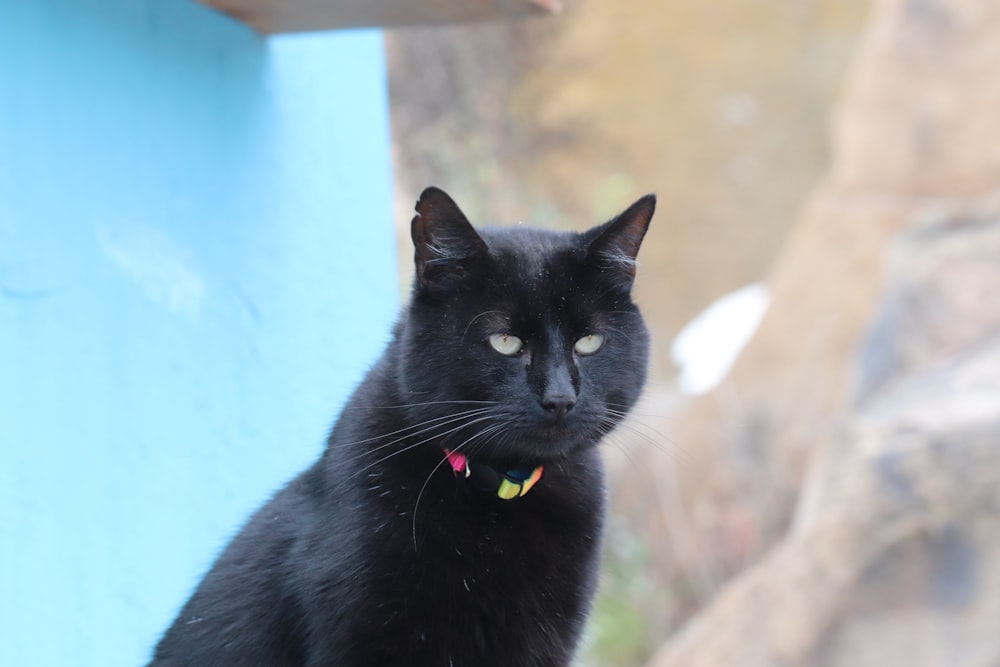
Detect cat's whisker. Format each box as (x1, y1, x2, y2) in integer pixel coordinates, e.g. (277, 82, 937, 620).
(327, 406, 496, 454)
(604, 401, 678, 420)
(600, 325, 638, 345)
(410, 420, 511, 550)
(601, 413, 694, 467)
(338, 412, 496, 473)
(328, 411, 499, 472)
(461, 310, 507, 345)
(352, 413, 501, 479)
(449, 419, 510, 459)
(410, 453, 454, 551)
(339, 399, 500, 411)
(599, 431, 644, 474)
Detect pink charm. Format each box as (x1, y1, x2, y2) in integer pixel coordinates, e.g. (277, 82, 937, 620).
(444, 449, 470, 477)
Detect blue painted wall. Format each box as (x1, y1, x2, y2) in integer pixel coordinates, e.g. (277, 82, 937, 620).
(0, 1, 397, 664)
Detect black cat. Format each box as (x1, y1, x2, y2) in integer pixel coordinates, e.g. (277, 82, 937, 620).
(151, 187, 655, 666)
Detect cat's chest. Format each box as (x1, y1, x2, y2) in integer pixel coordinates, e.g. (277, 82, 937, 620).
(346, 483, 602, 665)
(387, 484, 599, 587)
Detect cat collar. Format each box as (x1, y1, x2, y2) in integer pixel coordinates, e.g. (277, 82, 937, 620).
(443, 449, 544, 500)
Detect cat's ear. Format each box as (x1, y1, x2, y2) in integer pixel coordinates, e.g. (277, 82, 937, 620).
(411, 187, 488, 293)
(585, 194, 656, 287)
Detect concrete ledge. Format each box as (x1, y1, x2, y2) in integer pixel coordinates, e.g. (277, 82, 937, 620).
(198, 0, 559, 34)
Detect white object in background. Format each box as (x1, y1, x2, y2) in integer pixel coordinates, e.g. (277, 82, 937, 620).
(671, 283, 770, 396)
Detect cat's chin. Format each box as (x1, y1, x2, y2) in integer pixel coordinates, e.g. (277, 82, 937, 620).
(497, 425, 599, 463)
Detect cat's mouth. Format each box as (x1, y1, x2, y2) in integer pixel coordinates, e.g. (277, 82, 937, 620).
(534, 422, 580, 445)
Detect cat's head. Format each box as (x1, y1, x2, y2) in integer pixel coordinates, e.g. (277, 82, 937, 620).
(399, 187, 654, 467)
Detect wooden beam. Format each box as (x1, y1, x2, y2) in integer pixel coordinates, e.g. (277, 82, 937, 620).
(198, 0, 560, 34)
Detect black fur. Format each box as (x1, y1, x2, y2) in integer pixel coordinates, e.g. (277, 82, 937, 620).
(151, 187, 655, 667)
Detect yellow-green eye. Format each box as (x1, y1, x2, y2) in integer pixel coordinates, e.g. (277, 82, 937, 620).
(574, 334, 605, 355)
(489, 333, 523, 356)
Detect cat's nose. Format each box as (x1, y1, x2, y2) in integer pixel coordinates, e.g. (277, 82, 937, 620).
(540, 358, 578, 420)
(541, 394, 576, 419)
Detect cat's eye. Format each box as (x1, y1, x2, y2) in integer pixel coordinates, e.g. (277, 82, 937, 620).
(489, 333, 524, 356)
(574, 334, 605, 356)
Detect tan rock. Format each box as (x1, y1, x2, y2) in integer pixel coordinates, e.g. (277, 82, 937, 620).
(642, 0, 1000, 663)
(648, 340, 1000, 667)
(627, 0, 1000, 585)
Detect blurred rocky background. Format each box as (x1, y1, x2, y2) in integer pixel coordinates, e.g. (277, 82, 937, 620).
(385, 0, 1000, 664)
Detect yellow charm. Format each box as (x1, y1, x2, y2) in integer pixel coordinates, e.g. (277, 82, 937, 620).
(495, 465, 544, 500)
(497, 479, 521, 500)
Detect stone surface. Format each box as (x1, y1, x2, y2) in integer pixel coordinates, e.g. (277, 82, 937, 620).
(856, 194, 1000, 400)
(648, 336, 1000, 667)
(643, 0, 1000, 662)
